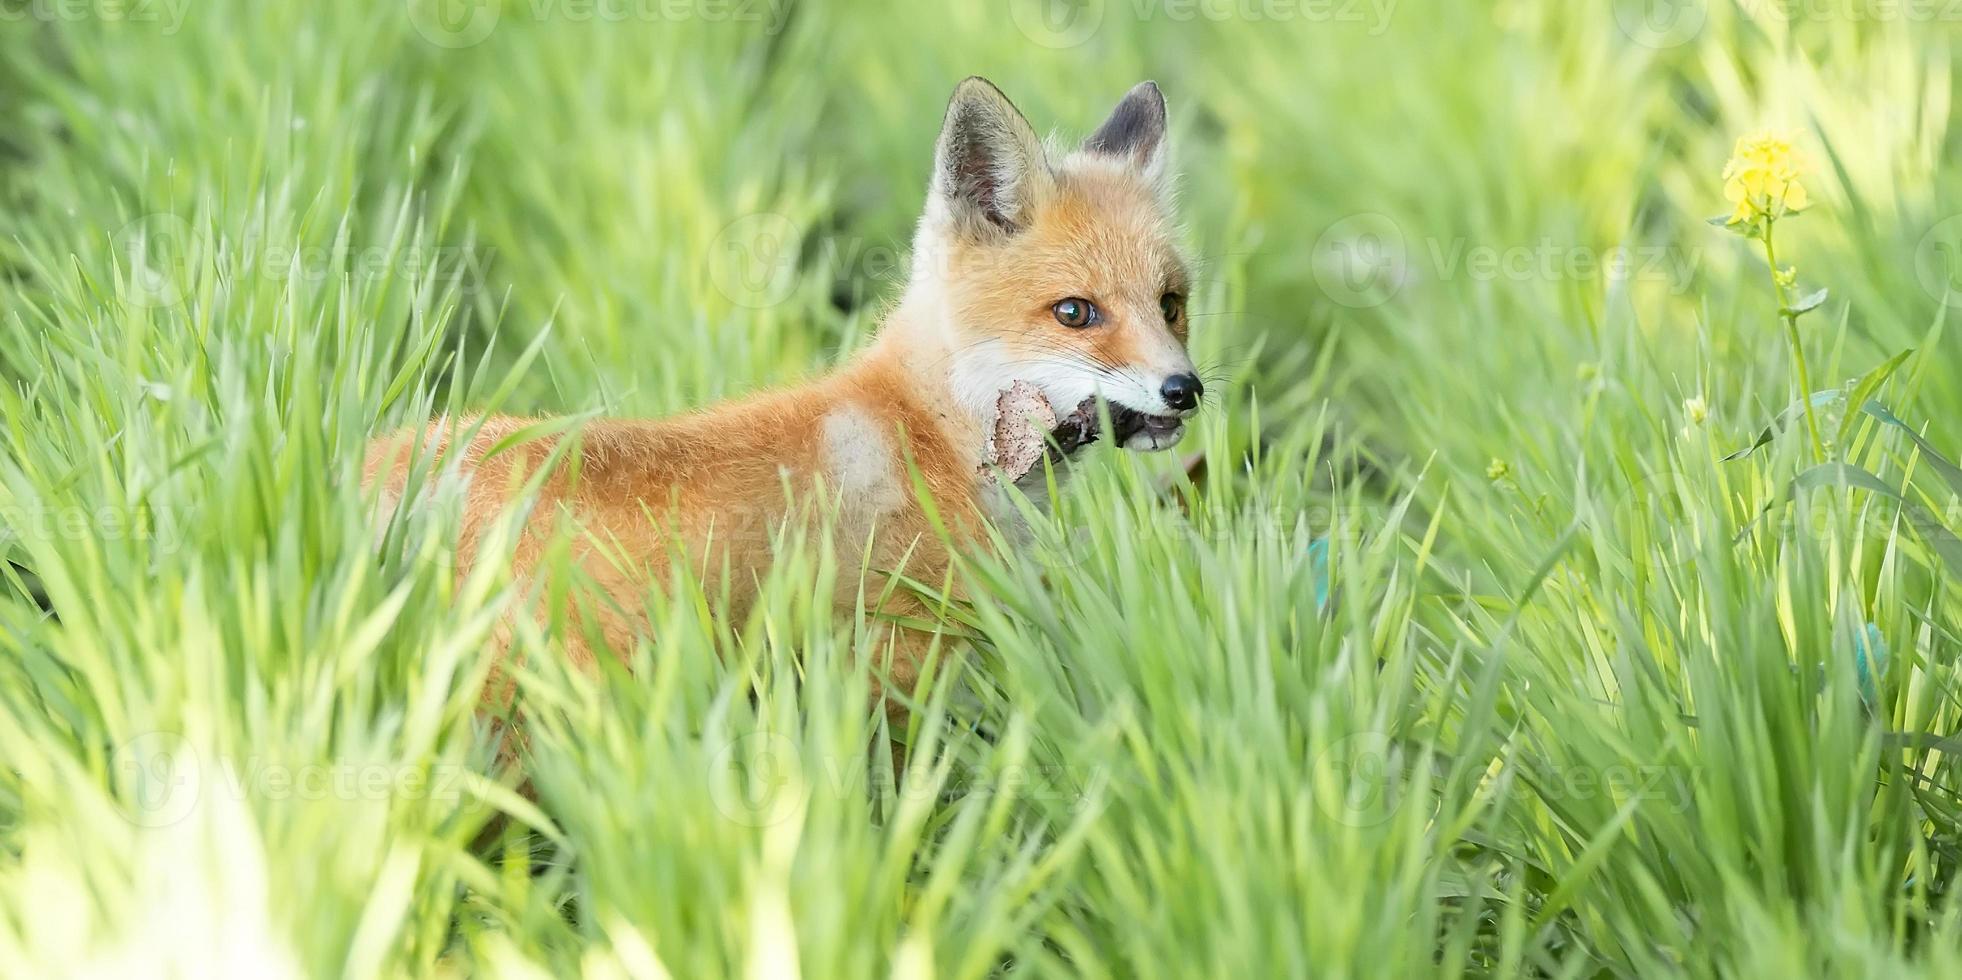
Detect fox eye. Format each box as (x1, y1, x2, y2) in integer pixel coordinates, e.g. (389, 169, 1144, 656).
(1160, 292, 1185, 322)
(1052, 297, 1099, 328)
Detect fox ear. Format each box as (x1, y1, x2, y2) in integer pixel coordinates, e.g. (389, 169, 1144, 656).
(1084, 81, 1168, 183)
(929, 77, 1049, 236)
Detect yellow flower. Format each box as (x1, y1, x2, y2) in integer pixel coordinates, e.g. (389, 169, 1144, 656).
(1485, 457, 1510, 481)
(1774, 265, 1797, 288)
(1723, 130, 1811, 225)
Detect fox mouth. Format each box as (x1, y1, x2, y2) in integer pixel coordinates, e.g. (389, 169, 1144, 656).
(1045, 398, 1185, 458)
(1107, 404, 1184, 446)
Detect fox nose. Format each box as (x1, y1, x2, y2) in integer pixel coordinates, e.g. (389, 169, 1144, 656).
(1160, 373, 1203, 412)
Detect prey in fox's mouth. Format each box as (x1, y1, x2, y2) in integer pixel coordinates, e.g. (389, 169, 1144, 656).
(985, 381, 1195, 482)
(1045, 398, 1188, 457)
(1105, 403, 1188, 450)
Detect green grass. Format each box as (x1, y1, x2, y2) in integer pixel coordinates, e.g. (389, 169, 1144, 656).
(2, 1, 1962, 975)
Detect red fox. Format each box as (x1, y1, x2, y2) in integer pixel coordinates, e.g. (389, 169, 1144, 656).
(366, 77, 1200, 706)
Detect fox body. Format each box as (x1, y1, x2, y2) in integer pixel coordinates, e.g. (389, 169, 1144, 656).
(366, 78, 1201, 698)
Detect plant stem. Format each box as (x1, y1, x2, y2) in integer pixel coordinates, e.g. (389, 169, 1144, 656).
(1762, 220, 1823, 461)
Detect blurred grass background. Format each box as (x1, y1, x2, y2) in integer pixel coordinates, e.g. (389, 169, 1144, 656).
(1, 0, 1962, 975)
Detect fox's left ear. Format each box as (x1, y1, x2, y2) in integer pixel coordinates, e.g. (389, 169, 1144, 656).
(1084, 81, 1169, 185)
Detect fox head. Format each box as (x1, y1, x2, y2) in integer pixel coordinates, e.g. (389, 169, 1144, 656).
(906, 77, 1199, 452)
